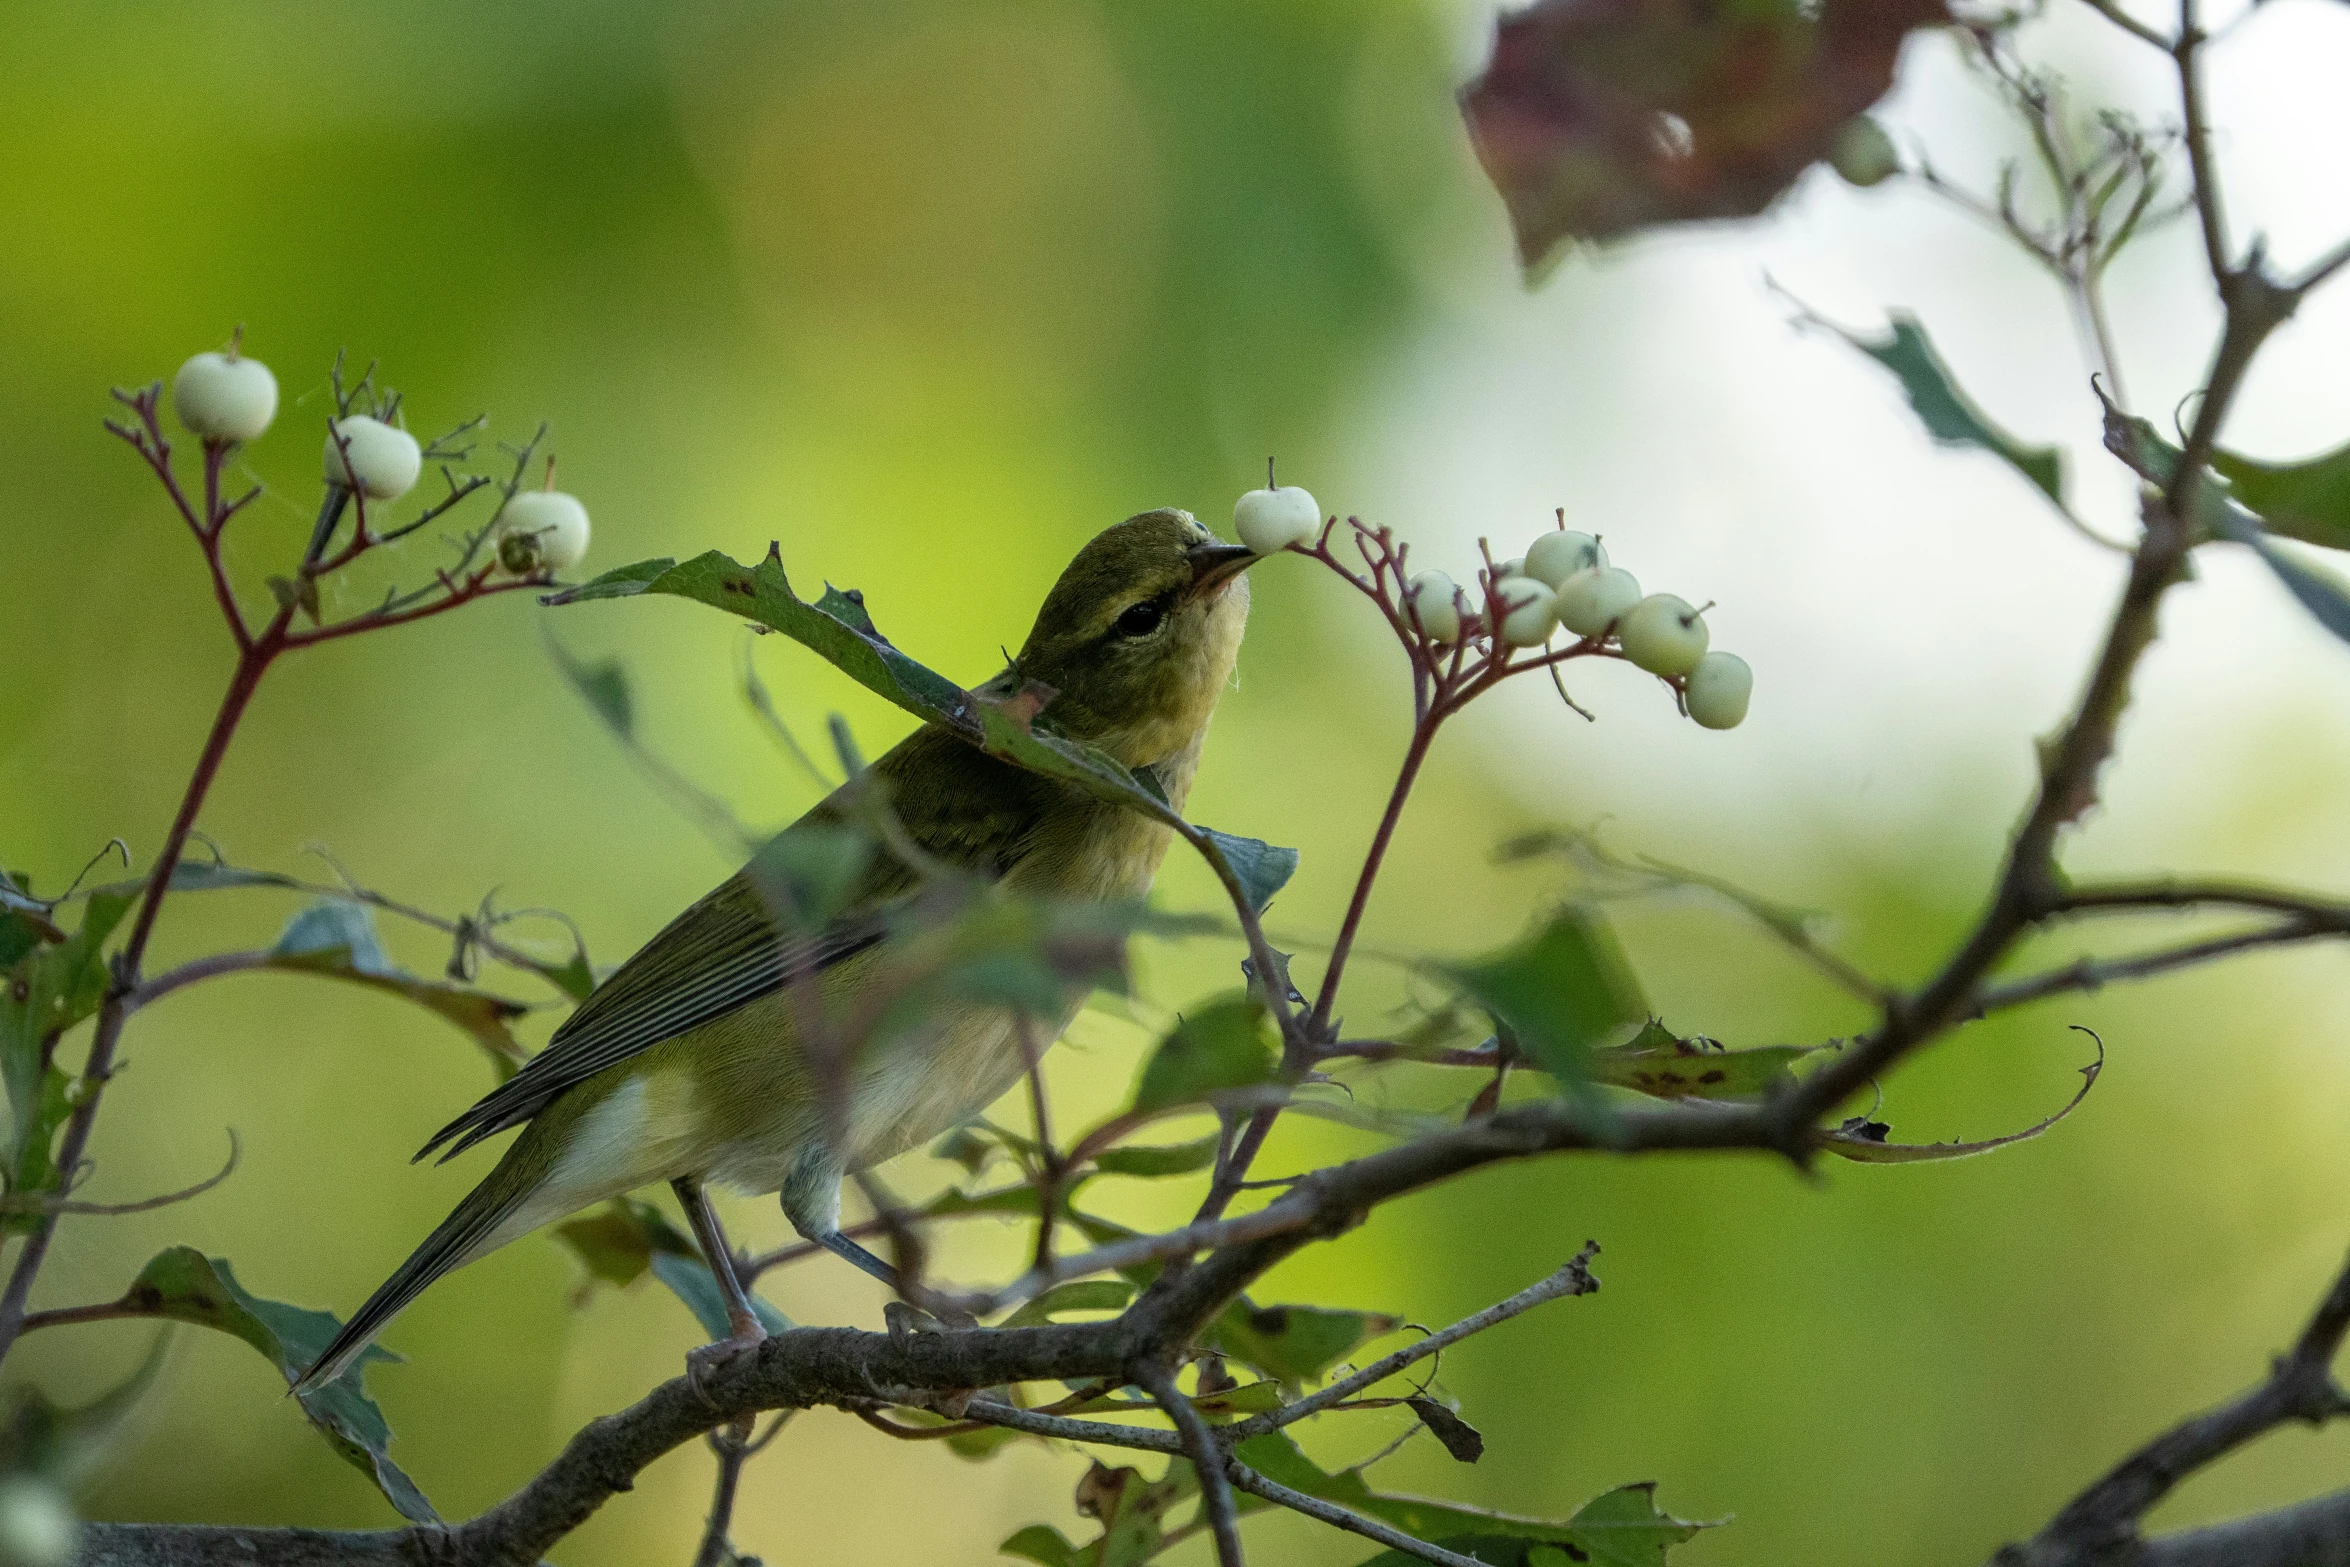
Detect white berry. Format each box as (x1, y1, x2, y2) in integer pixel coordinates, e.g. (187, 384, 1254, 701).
(1618, 594, 1709, 675)
(172, 351, 278, 443)
(0, 1478, 78, 1567)
(1685, 651, 1751, 730)
(1233, 486, 1320, 555)
(1492, 577, 1555, 648)
(1554, 566, 1642, 637)
(324, 416, 422, 501)
(1495, 556, 1525, 580)
(1523, 530, 1606, 588)
(1405, 571, 1462, 643)
(499, 490, 592, 574)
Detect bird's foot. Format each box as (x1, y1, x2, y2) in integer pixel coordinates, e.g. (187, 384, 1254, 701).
(685, 1322, 769, 1409)
(882, 1299, 976, 1347)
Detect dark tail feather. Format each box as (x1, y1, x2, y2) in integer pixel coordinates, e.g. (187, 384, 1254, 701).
(293, 1161, 530, 1393)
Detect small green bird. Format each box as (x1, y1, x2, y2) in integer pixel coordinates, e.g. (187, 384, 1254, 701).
(296, 509, 1258, 1390)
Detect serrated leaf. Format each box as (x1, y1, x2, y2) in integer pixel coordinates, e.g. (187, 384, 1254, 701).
(266, 900, 530, 1074)
(118, 1248, 435, 1520)
(1001, 1279, 1134, 1329)
(1840, 313, 2063, 506)
(1211, 1301, 1397, 1389)
(1130, 995, 1277, 1114)
(0, 892, 130, 1220)
(1451, 909, 1644, 1086)
(1093, 1135, 1220, 1178)
(1589, 1019, 1818, 1102)
(1199, 830, 1298, 914)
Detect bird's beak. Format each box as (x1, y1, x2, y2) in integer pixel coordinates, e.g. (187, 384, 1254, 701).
(1186, 542, 1260, 601)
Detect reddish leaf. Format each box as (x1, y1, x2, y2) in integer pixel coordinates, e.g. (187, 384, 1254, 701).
(1461, 0, 1949, 264)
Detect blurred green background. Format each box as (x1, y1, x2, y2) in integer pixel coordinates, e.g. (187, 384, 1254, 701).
(7, 0, 2350, 1562)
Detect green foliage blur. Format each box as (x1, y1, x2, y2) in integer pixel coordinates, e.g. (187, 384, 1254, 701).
(6, 2, 2350, 1563)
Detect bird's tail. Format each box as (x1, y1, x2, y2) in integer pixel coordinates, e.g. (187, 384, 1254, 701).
(293, 1156, 536, 1394)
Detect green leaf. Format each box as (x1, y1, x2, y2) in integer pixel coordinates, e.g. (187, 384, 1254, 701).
(0, 892, 130, 1221)
(1001, 1279, 1134, 1328)
(555, 1197, 791, 1335)
(1199, 829, 1299, 913)
(1589, 1019, 1819, 1102)
(1000, 1524, 1081, 1567)
(1093, 1135, 1221, 1178)
(649, 1251, 794, 1339)
(2210, 506, 2350, 645)
(544, 635, 635, 740)
(267, 900, 530, 1074)
(119, 1248, 436, 1521)
(1839, 313, 2063, 507)
(1211, 1301, 1398, 1388)
(1130, 995, 1278, 1114)
(2215, 441, 2350, 552)
(1451, 909, 1645, 1085)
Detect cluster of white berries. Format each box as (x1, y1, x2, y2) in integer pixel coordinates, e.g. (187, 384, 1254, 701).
(1233, 477, 1752, 731)
(169, 332, 590, 577)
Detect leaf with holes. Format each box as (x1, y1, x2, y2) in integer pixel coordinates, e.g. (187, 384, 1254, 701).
(1590, 1019, 1819, 1101)
(1211, 1301, 1398, 1389)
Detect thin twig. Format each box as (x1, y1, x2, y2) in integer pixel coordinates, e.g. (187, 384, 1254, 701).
(1235, 1245, 1599, 1438)
(1144, 1366, 1244, 1567)
(0, 1130, 240, 1217)
(1226, 1466, 1487, 1567)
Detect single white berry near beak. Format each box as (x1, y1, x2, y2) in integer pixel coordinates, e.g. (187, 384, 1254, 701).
(1684, 651, 1752, 730)
(1492, 577, 1556, 648)
(173, 350, 278, 443)
(1233, 485, 1321, 555)
(1618, 593, 1709, 675)
(1523, 529, 1606, 588)
(1405, 570, 1463, 643)
(498, 490, 592, 574)
(324, 416, 423, 501)
(1554, 565, 1642, 637)
(1494, 556, 1526, 580)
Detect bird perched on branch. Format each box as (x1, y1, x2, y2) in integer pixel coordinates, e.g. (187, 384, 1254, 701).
(297, 508, 1259, 1391)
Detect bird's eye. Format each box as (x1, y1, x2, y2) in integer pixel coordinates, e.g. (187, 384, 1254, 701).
(1112, 598, 1169, 639)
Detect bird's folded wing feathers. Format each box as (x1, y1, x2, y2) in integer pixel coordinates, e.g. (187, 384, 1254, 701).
(418, 729, 1063, 1162)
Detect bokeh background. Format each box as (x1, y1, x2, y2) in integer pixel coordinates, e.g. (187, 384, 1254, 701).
(6, 1, 2350, 1561)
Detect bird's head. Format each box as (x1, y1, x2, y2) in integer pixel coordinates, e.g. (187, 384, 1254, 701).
(1007, 508, 1258, 768)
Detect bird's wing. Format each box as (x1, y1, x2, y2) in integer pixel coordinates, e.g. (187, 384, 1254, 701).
(418, 727, 1062, 1161)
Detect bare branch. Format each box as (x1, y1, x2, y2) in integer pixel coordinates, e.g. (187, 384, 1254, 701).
(1996, 1245, 2350, 1565)
(1144, 1366, 1244, 1567)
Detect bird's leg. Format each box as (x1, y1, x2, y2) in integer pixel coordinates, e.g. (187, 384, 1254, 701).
(784, 1188, 976, 1330)
(674, 1176, 767, 1408)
